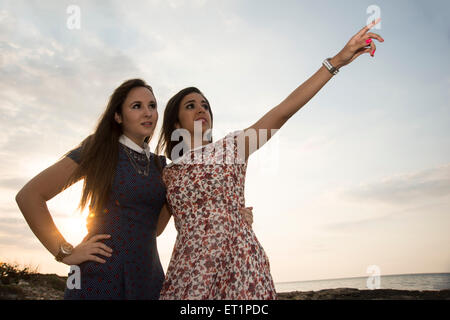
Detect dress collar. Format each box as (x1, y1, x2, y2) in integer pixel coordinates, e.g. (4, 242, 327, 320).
(119, 134, 151, 159)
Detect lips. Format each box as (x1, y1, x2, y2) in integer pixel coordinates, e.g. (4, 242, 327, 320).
(194, 117, 207, 123)
(141, 121, 153, 127)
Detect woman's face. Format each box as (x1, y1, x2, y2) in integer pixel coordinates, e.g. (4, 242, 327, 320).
(176, 92, 212, 136)
(114, 86, 158, 146)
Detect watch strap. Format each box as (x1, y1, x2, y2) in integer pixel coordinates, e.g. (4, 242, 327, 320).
(55, 242, 73, 262)
(322, 58, 339, 75)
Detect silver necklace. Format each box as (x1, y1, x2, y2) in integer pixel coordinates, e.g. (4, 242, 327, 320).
(122, 145, 150, 176)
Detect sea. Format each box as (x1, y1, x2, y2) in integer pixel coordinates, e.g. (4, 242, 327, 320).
(274, 273, 450, 293)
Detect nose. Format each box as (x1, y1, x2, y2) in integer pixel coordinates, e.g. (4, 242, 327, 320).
(196, 105, 206, 114)
(143, 106, 153, 118)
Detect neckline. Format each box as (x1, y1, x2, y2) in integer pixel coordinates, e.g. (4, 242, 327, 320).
(119, 134, 151, 159)
(170, 140, 216, 166)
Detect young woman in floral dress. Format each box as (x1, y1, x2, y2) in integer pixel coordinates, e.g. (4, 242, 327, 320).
(156, 19, 384, 300)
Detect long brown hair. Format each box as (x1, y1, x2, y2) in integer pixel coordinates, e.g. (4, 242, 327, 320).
(156, 87, 213, 161)
(62, 79, 154, 215)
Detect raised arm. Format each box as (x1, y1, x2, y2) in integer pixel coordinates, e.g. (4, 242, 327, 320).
(241, 18, 384, 160)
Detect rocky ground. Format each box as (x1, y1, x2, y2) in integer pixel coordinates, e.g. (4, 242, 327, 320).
(277, 288, 450, 300)
(0, 274, 66, 300)
(1, 262, 449, 300)
(1, 279, 449, 300)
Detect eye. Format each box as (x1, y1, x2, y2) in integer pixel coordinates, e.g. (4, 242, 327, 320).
(186, 103, 194, 109)
(202, 104, 209, 110)
(132, 103, 141, 109)
(149, 103, 157, 109)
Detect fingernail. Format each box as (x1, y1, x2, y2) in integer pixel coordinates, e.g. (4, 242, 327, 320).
(366, 39, 372, 44)
(371, 50, 375, 56)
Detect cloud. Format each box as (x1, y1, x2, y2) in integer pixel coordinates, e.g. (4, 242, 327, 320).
(0, 178, 28, 190)
(0, 209, 81, 252)
(0, 216, 42, 249)
(339, 163, 450, 206)
(322, 164, 450, 233)
(323, 200, 450, 234)
(0, 6, 145, 174)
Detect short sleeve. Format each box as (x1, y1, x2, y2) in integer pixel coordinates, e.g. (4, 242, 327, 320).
(224, 130, 246, 165)
(66, 146, 82, 164)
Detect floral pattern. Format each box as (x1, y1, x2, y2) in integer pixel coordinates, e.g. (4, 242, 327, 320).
(160, 131, 276, 300)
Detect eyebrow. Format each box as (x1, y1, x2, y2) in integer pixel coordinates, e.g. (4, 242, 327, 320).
(183, 99, 208, 106)
(129, 100, 157, 106)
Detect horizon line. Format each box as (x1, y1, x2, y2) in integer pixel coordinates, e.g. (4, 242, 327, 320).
(275, 271, 450, 285)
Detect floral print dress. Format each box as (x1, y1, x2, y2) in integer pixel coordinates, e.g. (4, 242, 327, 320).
(160, 131, 276, 300)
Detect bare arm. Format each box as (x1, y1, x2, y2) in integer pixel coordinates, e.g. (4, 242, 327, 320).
(16, 156, 113, 265)
(156, 204, 172, 237)
(15, 157, 81, 257)
(241, 19, 384, 160)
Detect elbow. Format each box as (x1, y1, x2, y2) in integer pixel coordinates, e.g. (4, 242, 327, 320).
(15, 189, 25, 207)
(16, 186, 41, 210)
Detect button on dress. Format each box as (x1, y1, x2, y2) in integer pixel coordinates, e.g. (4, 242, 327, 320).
(160, 131, 277, 300)
(63, 144, 167, 300)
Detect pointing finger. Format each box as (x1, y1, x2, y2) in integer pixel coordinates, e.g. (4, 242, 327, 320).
(358, 17, 381, 37)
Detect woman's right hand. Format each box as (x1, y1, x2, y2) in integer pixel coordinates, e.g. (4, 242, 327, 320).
(62, 234, 113, 265)
(332, 18, 384, 68)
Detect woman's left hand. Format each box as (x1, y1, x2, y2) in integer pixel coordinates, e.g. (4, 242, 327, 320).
(332, 18, 384, 68)
(239, 207, 254, 226)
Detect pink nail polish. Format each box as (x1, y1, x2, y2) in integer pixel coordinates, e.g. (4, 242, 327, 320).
(366, 39, 372, 44)
(371, 50, 375, 57)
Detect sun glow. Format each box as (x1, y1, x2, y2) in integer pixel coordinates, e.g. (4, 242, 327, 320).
(46, 180, 90, 245)
(22, 157, 90, 245)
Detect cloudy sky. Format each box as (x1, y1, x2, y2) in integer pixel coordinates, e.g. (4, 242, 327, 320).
(1, 0, 449, 284)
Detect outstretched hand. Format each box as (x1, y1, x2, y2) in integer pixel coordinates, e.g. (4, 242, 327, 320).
(333, 18, 384, 68)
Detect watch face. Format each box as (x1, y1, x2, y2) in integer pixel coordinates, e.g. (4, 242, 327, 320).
(61, 243, 73, 255)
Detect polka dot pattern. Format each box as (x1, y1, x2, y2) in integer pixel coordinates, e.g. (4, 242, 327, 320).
(63, 144, 166, 300)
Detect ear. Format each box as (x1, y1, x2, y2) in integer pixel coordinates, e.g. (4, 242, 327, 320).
(114, 112, 122, 124)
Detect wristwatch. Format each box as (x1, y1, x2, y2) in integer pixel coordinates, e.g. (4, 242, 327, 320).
(322, 58, 339, 75)
(55, 241, 74, 262)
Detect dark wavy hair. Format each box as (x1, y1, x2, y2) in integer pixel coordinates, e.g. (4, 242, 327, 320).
(62, 79, 155, 215)
(156, 87, 213, 160)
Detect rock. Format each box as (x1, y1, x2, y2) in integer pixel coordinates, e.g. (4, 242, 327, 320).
(0, 284, 26, 299)
(18, 280, 29, 286)
(277, 288, 450, 300)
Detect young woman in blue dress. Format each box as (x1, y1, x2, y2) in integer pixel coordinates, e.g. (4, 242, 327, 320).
(15, 78, 254, 299)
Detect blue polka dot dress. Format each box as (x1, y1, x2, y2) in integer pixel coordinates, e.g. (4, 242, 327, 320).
(63, 141, 167, 300)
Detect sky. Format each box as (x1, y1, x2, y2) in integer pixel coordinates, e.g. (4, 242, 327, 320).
(0, 0, 449, 284)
